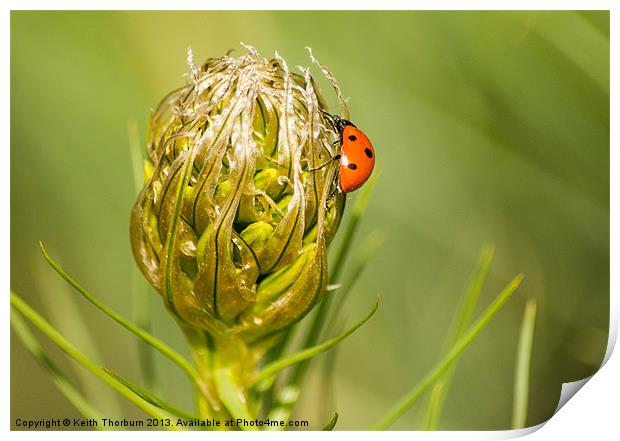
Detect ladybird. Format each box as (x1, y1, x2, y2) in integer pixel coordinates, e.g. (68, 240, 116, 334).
(330, 115, 375, 193)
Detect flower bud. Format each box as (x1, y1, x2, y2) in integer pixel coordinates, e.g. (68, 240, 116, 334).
(130, 45, 345, 347)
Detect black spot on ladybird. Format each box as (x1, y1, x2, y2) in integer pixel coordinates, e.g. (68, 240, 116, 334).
(347, 163, 358, 170)
(364, 148, 373, 158)
(348, 135, 357, 141)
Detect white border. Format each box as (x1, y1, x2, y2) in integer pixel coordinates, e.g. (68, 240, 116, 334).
(3, 2, 616, 439)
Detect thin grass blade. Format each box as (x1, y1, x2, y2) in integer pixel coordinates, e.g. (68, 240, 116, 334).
(329, 173, 378, 284)
(265, 385, 301, 429)
(327, 231, 384, 333)
(38, 242, 200, 386)
(128, 118, 158, 392)
(104, 368, 200, 422)
(290, 175, 377, 386)
(10, 292, 181, 428)
(319, 321, 343, 427)
(424, 382, 445, 430)
(127, 118, 144, 191)
(252, 298, 379, 386)
(11, 312, 107, 428)
(512, 298, 537, 429)
(373, 274, 523, 430)
(33, 259, 123, 418)
(424, 245, 494, 430)
(321, 412, 339, 431)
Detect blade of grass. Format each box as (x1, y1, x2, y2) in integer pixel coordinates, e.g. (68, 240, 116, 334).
(256, 229, 379, 405)
(10, 292, 181, 427)
(265, 385, 301, 428)
(131, 272, 157, 391)
(373, 273, 524, 430)
(259, 177, 377, 412)
(447, 246, 495, 346)
(321, 412, 339, 431)
(424, 382, 445, 431)
(10, 312, 107, 428)
(327, 231, 384, 335)
(127, 118, 144, 191)
(424, 245, 494, 430)
(38, 242, 201, 388)
(329, 174, 377, 285)
(290, 175, 376, 386)
(33, 259, 123, 418)
(316, 233, 383, 425)
(512, 298, 537, 429)
(261, 299, 379, 427)
(104, 368, 200, 421)
(252, 298, 379, 386)
(128, 118, 158, 392)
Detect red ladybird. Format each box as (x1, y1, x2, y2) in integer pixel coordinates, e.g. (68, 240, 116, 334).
(330, 115, 375, 193)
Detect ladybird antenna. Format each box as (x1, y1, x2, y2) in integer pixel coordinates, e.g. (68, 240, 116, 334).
(318, 107, 343, 134)
(318, 107, 334, 122)
(306, 47, 350, 120)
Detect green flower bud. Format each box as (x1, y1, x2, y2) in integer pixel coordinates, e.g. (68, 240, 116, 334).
(130, 45, 345, 348)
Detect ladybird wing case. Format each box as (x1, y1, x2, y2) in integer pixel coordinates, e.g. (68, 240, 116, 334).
(338, 126, 375, 193)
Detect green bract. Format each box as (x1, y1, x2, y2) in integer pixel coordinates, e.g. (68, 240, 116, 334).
(130, 46, 345, 353)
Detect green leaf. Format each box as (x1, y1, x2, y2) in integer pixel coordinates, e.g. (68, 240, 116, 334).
(321, 412, 339, 431)
(424, 245, 494, 430)
(103, 369, 200, 422)
(10, 292, 181, 428)
(10, 311, 107, 428)
(512, 298, 537, 429)
(252, 298, 379, 386)
(373, 273, 524, 430)
(38, 242, 201, 387)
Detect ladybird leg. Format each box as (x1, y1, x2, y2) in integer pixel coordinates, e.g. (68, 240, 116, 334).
(326, 186, 339, 203)
(324, 184, 342, 211)
(324, 172, 342, 209)
(307, 154, 341, 172)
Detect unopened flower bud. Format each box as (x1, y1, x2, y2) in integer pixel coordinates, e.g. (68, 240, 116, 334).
(130, 45, 345, 347)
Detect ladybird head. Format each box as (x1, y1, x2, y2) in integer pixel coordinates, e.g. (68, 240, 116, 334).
(319, 108, 356, 136)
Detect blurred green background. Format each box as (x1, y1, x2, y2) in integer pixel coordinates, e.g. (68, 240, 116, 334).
(10, 11, 609, 430)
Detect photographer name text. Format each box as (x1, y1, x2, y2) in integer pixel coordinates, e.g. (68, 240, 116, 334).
(14, 417, 310, 429)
